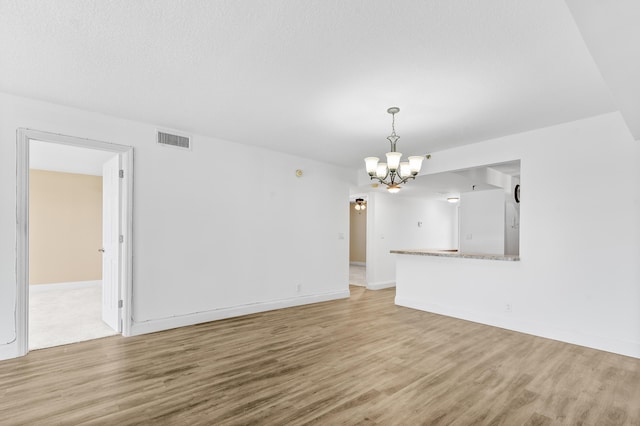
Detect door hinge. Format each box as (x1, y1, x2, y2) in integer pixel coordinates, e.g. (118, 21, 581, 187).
(119, 235, 124, 243)
(119, 169, 124, 178)
(118, 300, 123, 309)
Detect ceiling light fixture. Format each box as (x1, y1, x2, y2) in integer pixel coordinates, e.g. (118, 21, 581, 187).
(447, 197, 459, 203)
(364, 107, 427, 193)
(354, 198, 367, 211)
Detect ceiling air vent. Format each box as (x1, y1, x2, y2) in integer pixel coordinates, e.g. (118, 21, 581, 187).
(156, 130, 191, 150)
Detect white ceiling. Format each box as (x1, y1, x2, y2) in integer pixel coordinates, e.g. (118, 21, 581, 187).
(0, 1, 637, 169)
(565, 0, 640, 140)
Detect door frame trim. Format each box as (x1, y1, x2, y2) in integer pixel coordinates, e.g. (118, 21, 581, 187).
(16, 128, 134, 356)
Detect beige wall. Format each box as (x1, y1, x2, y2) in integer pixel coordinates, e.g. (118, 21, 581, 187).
(349, 203, 366, 263)
(29, 170, 102, 284)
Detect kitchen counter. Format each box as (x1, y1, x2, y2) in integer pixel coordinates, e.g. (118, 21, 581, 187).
(390, 249, 520, 261)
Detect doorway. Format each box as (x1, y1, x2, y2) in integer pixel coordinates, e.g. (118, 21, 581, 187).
(349, 195, 367, 286)
(16, 129, 133, 356)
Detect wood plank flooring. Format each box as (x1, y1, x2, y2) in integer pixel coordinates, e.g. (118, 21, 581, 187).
(1, 286, 639, 425)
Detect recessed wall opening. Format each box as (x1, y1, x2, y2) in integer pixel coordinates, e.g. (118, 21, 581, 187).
(439, 160, 521, 256)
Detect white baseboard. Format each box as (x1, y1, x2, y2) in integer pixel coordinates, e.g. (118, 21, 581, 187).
(350, 261, 366, 266)
(395, 297, 640, 359)
(29, 280, 101, 293)
(366, 281, 395, 290)
(129, 289, 350, 336)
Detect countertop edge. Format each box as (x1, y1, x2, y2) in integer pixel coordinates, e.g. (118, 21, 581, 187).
(390, 250, 520, 262)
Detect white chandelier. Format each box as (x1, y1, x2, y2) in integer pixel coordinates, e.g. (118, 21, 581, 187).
(364, 107, 426, 193)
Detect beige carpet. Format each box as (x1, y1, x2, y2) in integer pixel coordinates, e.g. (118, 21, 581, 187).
(29, 282, 118, 350)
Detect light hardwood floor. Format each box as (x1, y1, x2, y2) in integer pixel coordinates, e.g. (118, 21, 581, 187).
(1, 286, 639, 425)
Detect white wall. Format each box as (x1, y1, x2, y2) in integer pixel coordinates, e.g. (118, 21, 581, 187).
(0, 93, 353, 360)
(459, 189, 505, 255)
(395, 112, 640, 358)
(366, 192, 457, 289)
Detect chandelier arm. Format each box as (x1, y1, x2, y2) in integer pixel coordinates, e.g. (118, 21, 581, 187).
(398, 175, 416, 185)
(371, 176, 392, 186)
(370, 174, 418, 187)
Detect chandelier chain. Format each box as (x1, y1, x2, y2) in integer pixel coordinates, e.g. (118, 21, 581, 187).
(391, 112, 396, 136)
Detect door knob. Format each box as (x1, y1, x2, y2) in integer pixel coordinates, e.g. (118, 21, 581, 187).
(98, 248, 105, 253)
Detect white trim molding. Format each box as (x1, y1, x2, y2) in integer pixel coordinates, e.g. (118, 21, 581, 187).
(130, 290, 350, 336)
(366, 281, 395, 290)
(395, 297, 640, 359)
(15, 130, 29, 356)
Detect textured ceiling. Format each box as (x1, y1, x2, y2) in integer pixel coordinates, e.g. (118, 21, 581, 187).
(0, 1, 622, 168)
(565, 0, 640, 141)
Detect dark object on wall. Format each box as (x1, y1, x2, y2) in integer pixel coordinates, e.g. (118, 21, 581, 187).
(514, 184, 520, 203)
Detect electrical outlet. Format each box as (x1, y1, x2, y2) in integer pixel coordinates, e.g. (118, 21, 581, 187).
(505, 303, 512, 313)
(296, 284, 302, 293)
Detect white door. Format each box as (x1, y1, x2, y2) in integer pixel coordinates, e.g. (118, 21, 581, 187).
(101, 155, 121, 332)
